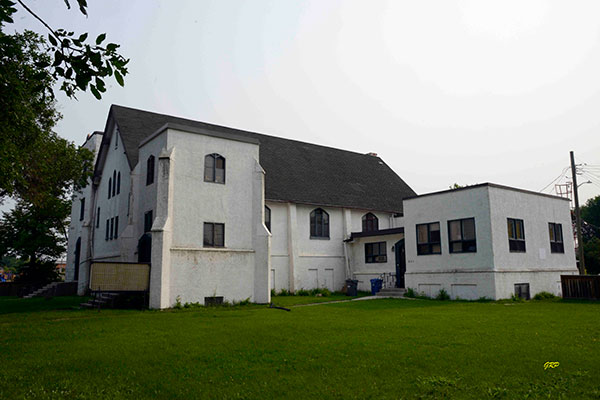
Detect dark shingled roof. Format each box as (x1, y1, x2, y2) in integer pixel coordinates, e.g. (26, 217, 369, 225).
(109, 105, 416, 213)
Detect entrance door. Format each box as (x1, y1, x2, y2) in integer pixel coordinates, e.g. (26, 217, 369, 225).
(137, 233, 152, 263)
(74, 237, 81, 281)
(394, 239, 406, 288)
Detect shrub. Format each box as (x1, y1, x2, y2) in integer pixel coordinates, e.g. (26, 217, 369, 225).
(533, 291, 557, 300)
(405, 288, 417, 298)
(510, 293, 525, 302)
(297, 289, 310, 296)
(270, 289, 276, 297)
(277, 289, 290, 296)
(436, 289, 450, 301)
(174, 295, 183, 309)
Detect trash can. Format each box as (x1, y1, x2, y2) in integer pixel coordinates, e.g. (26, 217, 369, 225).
(345, 279, 358, 296)
(370, 278, 383, 295)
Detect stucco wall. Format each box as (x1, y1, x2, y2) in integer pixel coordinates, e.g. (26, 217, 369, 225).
(487, 186, 578, 297)
(146, 127, 269, 307)
(66, 133, 102, 285)
(403, 185, 494, 276)
(92, 127, 134, 262)
(403, 185, 578, 299)
(349, 233, 404, 291)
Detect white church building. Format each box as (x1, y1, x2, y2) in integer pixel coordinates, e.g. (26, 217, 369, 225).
(66, 105, 578, 308)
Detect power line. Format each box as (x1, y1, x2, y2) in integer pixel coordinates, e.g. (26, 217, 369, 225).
(539, 166, 570, 193)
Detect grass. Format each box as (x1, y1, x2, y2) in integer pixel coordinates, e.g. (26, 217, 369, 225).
(0, 296, 599, 399)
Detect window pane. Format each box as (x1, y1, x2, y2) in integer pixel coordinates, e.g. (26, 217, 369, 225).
(215, 156, 225, 169)
(365, 244, 373, 256)
(516, 220, 524, 240)
(556, 224, 562, 242)
(215, 224, 224, 246)
(507, 219, 514, 239)
(430, 222, 440, 232)
(215, 168, 225, 183)
(449, 221, 461, 241)
(452, 242, 462, 253)
(203, 223, 213, 246)
(417, 244, 429, 255)
(548, 224, 555, 242)
(432, 243, 441, 253)
(462, 219, 475, 240)
(430, 229, 441, 243)
(417, 225, 428, 244)
(204, 155, 214, 181)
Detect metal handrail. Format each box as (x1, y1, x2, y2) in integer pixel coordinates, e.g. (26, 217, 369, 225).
(379, 272, 396, 289)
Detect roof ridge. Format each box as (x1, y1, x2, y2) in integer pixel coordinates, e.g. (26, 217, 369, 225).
(110, 104, 382, 159)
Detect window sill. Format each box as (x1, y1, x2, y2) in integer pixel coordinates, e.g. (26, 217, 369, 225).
(417, 253, 442, 256)
(310, 237, 330, 240)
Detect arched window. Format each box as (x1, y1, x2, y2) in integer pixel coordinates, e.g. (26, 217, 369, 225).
(362, 213, 378, 232)
(146, 155, 155, 185)
(108, 177, 112, 199)
(204, 153, 225, 183)
(265, 205, 271, 232)
(112, 170, 116, 196)
(310, 208, 329, 239)
(117, 172, 121, 195)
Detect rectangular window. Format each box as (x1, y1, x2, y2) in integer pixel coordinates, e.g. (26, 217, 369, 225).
(365, 242, 387, 263)
(514, 283, 530, 300)
(79, 198, 85, 221)
(96, 207, 100, 228)
(110, 217, 114, 240)
(507, 218, 526, 252)
(114, 216, 119, 239)
(204, 222, 225, 247)
(144, 211, 153, 233)
(416, 222, 441, 255)
(548, 223, 564, 253)
(448, 218, 476, 253)
(105, 219, 109, 240)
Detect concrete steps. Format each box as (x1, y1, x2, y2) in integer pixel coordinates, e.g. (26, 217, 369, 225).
(22, 282, 60, 298)
(376, 288, 407, 298)
(80, 292, 120, 309)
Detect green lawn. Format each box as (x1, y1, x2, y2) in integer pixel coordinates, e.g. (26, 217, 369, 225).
(1, 296, 599, 399)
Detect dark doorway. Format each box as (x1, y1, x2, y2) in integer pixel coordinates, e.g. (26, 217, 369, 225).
(394, 239, 406, 288)
(74, 237, 81, 281)
(138, 233, 152, 263)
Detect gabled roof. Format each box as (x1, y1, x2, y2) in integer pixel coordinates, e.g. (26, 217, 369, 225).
(105, 105, 416, 213)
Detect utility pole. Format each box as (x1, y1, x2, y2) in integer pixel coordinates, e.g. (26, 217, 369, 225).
(570, 151, 586, 275)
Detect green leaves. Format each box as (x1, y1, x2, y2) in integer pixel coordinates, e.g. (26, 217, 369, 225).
(114, 70, 124, 86)
(95, 32, 105, 45)
(4, 2, 128, 100)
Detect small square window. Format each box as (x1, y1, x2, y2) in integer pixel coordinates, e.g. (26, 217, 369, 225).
(365, 242, 387, 263)
(416, 222, 441, 255)
(204, 222, 225, 247)
(448, 218, 476, 253)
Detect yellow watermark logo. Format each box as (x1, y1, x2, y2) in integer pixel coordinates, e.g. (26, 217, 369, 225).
(544, 362, 559, 370)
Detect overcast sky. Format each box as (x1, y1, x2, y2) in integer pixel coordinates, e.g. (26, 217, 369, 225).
(10, 0, 600, 204)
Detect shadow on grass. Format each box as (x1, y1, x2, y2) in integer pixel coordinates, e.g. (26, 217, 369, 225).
(0, 296, 87, 315)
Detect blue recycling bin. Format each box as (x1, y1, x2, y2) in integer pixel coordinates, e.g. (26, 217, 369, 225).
(370, 278, 383, 295)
